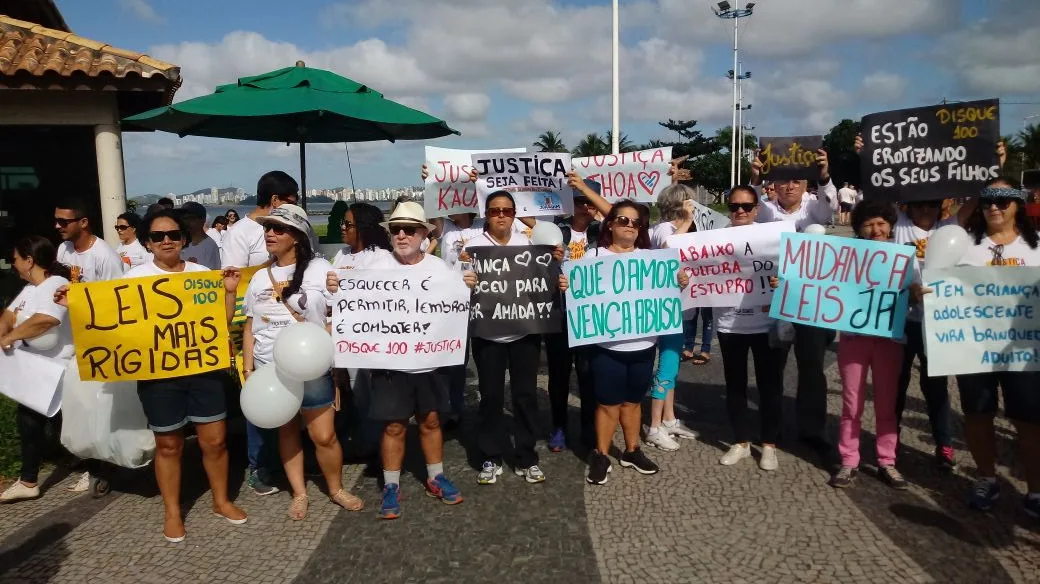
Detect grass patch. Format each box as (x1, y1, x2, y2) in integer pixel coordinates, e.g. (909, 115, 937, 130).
(313, 223, 328, 238)
(0, 395, 21, 478)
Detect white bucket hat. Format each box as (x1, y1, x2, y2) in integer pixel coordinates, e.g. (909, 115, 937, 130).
(380, 201, 435, 232)
(256, 203, 312, 234)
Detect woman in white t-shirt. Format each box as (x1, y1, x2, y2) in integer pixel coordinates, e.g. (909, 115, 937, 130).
(955, 178, 1040, 517)
(0, 236, 74, 503)
(227, 203, 362, 521)
(330, 202, 393, 269)
(115, 212, 151, 270)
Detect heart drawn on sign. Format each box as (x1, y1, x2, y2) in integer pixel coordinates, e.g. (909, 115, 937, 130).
(514, 251, 532, 267)
(535, 253, 552, 267)
(638, 171, 661, 195)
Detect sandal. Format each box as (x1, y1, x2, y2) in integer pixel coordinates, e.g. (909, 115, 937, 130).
(330, 488, 364, 512)
(680, 350, 696, 362)
(691, 352, 711, 365)
(288, 494, 309, 521)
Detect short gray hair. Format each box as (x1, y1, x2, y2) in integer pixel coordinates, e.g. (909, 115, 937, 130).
(657, 184, 696, 222)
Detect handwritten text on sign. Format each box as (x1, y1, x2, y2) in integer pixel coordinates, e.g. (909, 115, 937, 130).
(468, 246, 562, 337)
(769, 233, 914, 338)
(572, 147, 672, 203)
(757, 136, 822, 181)
(423, 146, 526, 218)
(922, 267, 1040, 376)
(473, 153, 573, 218)
(690, 200, 730, 232)
(564, 249, 684, 347)
(68, 272, 230, 381)
(860, 99, 1000, 202)
(668, 221, 794, 309)
(332, 269, 470, 370)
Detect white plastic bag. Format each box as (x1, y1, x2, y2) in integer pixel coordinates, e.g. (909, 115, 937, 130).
(59, 360, 154, 469)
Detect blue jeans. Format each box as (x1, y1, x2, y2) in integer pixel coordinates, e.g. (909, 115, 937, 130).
(684, 308, 713, 354)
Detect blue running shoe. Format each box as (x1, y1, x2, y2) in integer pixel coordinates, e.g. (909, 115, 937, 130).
(380, 483, 401, 520)
(425, 474, 463, 505)
(548, 428, 566, 453)
(968, 477, 1000, 511)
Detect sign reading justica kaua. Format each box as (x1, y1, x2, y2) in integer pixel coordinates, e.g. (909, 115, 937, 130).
(564, 249, 684, 347)
(468, 245, 562, 337)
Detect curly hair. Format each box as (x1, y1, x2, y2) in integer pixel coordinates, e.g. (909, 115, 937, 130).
(348, 202, 392, 251)
(966, 176, 1039, 248)
(598, 199, 651, 249)
(850, 200, 897, 236)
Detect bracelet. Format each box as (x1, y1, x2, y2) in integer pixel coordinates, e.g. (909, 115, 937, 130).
(243, 368, 254, 373)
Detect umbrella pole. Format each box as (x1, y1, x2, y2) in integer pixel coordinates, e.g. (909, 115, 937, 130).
(299, 142, 307, 211)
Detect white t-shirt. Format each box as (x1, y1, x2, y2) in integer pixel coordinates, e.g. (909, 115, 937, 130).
(591, 247, 657, 353)
(715, 306, 772, 335)
(649, 221, 677, 250)
(465, 230, 532, 343)
(564, 226, 590, 261)
(893, 213, 956, 322)
(331, 246, 394, 270)
(117, 240, 152, 270)
(440, 218, 485, 267)
(182, 236, 222, 270)
(221, 215, 269, 268)
(755, 179, 838, 231)
(125, 260, 210, 278)
(838, 187, 857, 205)
(244, 258, 333, 365)
(206, 228, 224, 248)
(57, 237, 125, 283)
(958, 236, 1040, 267)
(6, 275, 74, 360)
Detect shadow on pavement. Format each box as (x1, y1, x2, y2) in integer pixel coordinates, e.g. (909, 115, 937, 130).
(0, 523, 70, 581)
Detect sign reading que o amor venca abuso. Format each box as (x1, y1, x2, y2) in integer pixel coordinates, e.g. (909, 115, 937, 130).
(69, 272, 230, 381)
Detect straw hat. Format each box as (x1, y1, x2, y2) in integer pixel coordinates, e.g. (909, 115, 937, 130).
(380, 201, 435, 232)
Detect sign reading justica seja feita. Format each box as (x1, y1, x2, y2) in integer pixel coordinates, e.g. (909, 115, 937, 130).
(331, 269, 471, 370)
(922, 267, 1040, 376)
(860, 99, 1000, 202)
(571, 147, 672, 203)
(757, 136, 823, 181)
(468, 245, 562, 337)
(564, 248, 684, 347)
(472, 152, 574, 218)
(769, 233, 915, 338)
(68, 271, 230, 381)
(668, 221, 794, 310)
(423, 146, 526, 218)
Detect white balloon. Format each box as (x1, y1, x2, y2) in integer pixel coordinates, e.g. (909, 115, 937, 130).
(240, 363, 304, 429)
(925, 224, 972, 269)
(272, 322, 334, 382)
(13, 311, 59, 351)
(803, 224, 827, 235)
(530, 221, 564, 246)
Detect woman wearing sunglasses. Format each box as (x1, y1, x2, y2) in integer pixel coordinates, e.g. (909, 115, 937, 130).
(331, 202, 393, 269)
(224, 209, 240, 225)
(955, 177, 1040, 517)
(115, 211, 151, 269)
(226, 204, 362, 521)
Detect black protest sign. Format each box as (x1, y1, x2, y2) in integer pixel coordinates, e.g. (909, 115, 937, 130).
(468, 245, 562, 337)
(860, 99, 1000, 202)
(757, 136, 823, 181)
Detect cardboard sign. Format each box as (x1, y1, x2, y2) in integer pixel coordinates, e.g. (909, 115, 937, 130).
(922, 267, 1040, 376)
(757, 136, 823, 181)
(572, 147, 673, 203)
(860, 99, 1000, 201)
(68, 271, 231, 381)
(690, 200, 730, 232)
(331, 269, 470, 370)
(564, 248, 684, 347)
(472, 153, 574, 217)
(468, 245, 562, 337)
(669, 221, 794, 309)
(423, 146, 526, 218)
(769, 233, 914, 338)
(0, 349, 65, 416)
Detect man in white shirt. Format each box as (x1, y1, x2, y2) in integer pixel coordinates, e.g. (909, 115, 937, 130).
(54, 199, 125, 283)
(837, 182, 857, 226)
(178, 202, 222, 270)
(751, 149, 838, 232)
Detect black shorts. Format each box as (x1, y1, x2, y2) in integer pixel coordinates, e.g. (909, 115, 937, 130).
(956, 371, 1040, 424)
(839, 202, 852, 212)
(368, 370, 449, 421)
(137, 372, 227, 433)
(588, 346, 656, 406)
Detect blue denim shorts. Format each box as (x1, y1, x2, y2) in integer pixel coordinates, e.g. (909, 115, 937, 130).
(256, 360, 336, 410)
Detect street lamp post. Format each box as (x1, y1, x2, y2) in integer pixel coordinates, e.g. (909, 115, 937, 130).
(714, 1, 755, 188)
(612, 0, 620, 155)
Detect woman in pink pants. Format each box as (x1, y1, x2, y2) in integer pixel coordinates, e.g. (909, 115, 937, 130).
(829, 200, 920, 490)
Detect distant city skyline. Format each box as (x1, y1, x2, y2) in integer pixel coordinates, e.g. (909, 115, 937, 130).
(132, 185, 426, 206)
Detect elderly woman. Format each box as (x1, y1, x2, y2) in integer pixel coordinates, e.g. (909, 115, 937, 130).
(0, 236, 73, 503)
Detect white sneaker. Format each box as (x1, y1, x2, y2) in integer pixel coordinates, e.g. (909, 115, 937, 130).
(644, 427, 680, 452)
(67, 472, 90, 493)
(1, 480, 41, 502)
(663, 419, 699, 440)
(719, 443, 752, 466)
(759, 445, 779, 471)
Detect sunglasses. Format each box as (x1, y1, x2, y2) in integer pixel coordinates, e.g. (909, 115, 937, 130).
(487, 207, 516, 218)
(728, 202, 756, 213)
(340, 220, 356, 230)
(983, 198, 1015, 211)
(388, 224, 420, 236)
(612, 215, 642, 228)
(54, 217, 82, 227)
(148, 230, 183, 243)
(263, 223, 289, 235)
(114, 224, 131, 231)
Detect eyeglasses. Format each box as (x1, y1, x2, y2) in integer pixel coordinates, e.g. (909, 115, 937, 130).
(340, 220, 356, 230)
(487, 207, 516, 218)
(728, 202, 757, 213)
(612, 215, 642, 228)
(388, 224, 420, 236)
(148, 230, 183, 243)
(54, 217, 82, 227)
(263, 223, 289, 235)
(114, 224, 131, 232)
(983, 198, 1014, 211)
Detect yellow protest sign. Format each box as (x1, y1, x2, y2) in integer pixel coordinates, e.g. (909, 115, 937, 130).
(229, 264, 265, 384)
(68, 271, 231, 381)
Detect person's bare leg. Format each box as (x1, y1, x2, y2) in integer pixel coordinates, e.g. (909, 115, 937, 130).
(649, 398, 665, 428)
(153, 431, 185, 538)
(663, 390, 678, 423)
(619, 403, 642, 452)
(963, 413, 997, 476)
(301, 407, 342, 494)
(195, 420, 245, 521)
(417, 411, 443, 466)
(279, 416, 306, 495)
(595, 405, 620, 455)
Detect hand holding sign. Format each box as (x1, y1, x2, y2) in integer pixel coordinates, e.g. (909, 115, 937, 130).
(757, 137, 824, 181)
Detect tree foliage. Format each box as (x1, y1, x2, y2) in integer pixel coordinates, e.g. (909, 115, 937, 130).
(822, 118, 863, 188)
(533, 130, 568, 153)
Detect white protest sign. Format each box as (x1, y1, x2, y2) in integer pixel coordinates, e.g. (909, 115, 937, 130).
(668, 221, 794, 310)
(690, 200, 730, 232)
(922, 267, 1040, 376)
(331, 269, 471, 370)
(0, 348, 65, 416)
(423, 146, 526, 218)
(472, 152, 574, 218)
(572, 147, 672, 203)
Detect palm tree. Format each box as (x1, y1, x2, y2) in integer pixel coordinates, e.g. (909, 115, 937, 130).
(572, 133, 609, 157)
(1017, 124, 1040, 168)
(604, 130, 635, 152)
(533, 129, 568, 153)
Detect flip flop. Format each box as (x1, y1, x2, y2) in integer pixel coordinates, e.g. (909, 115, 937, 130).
(691, 353, 711, 365)
(680, 351, 696, 362)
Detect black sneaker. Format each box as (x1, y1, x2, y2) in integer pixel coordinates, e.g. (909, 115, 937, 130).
(619, 448, 659, 475)
(878, 466, 910, 490)
(586, 451, 612, 485)
(829, 466, 858, 488)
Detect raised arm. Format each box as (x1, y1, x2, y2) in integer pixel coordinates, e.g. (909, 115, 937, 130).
(568, 170, 613, 217)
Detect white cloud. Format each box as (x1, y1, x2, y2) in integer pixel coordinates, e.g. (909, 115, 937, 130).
(936, 0, 1040, 95)
(120, 0, 164, 24)
(859, 71, 908, 101)
(442, 93, 491, 122)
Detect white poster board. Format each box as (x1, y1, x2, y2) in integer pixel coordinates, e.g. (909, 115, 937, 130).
(472, 152, 574, 218)
(423, 146, 526, 218)
(690, 200, 731, 232)
(572, 147, 672, 203)
(0, 348, 65, 416)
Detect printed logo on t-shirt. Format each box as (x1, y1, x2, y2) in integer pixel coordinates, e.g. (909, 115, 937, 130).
(120, 254, 132, 266)
(987, 244, 1026, 266)
(912, 238, 928, 259)
(68, 265, 82, 283)
(568, 239, 587, 260)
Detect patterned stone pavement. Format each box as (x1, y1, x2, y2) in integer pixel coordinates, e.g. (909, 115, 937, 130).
(1, 342, 1039, 584)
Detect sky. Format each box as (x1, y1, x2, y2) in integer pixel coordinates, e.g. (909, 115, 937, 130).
(56, 0, 1040, 195)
